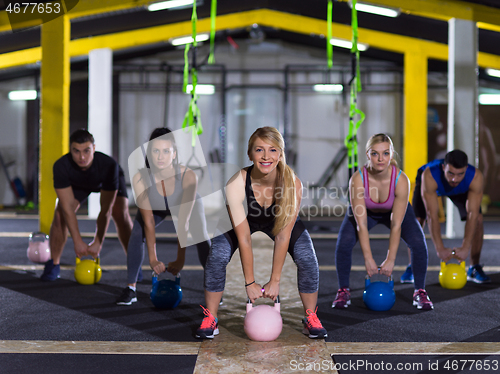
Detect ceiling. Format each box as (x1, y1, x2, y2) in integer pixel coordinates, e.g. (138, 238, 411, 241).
(1, 0, 500, 82)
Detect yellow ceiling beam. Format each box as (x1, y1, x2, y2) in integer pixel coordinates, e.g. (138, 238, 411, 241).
(2, 9, 500, 71)
(0, 47, 41, 70)
(0, 0, 155, 33)
(257, 9, 448, 58)
(67, 0, 153, 19)
(2, 0, 500, 34)
(337, 0, 500, 28)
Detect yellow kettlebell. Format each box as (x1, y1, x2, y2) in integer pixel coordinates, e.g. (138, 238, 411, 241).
(74, 257, 102, 285)
(439, 261, 467, 290)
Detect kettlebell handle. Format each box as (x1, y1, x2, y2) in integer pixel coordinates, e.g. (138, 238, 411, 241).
(365, 272, 393, 282)
(29, 232, 49, 241)
(365, 273, 394, 288)
(75, 256, 100, 265)
(246, 295, 280, 304)
(152, 271, 181, 285)
(246, 295, 281, 314)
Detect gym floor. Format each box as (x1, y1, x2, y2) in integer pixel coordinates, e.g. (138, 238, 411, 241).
(1, 212, 499, 374)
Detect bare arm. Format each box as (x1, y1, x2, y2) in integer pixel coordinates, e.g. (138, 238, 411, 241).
(55, 187, 88, 258)
(350, 171, 378, 277)
(167, 168, 198, 275)
(87, 189, 118, 258)
(422, 168, 452, 262)
(379, 171, 409, 276)
(226, 170, 262, 302)
(132, 173, 163, 274)
(454, 169, 484, 261)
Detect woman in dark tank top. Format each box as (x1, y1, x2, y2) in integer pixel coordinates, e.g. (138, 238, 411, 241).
(115, 128, 210, 306)
(196, 127, 327, 340)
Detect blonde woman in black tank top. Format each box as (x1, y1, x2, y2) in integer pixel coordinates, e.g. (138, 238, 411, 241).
(196, 127, 327, 340)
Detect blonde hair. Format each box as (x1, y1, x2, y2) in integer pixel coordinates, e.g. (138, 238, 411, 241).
(365, 133, 398, 167)
(247, 127, 297, 236)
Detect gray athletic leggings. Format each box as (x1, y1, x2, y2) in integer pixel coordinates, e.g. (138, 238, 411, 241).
(127, 198, 211, 284)
(204, 220, 319, 294)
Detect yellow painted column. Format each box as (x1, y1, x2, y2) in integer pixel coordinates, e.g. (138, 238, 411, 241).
(404, 49, 428, 199)
(39, 15, 70, 233)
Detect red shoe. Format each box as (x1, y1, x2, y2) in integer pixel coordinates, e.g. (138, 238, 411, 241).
(302, 307, 328, 339)
(195, 305, 219, 339)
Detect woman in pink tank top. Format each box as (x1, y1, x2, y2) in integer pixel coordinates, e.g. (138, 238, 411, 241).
(332, 134, 434, 311)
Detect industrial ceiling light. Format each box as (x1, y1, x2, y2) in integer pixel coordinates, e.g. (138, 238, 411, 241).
(8, 90, 37, 100)
(171, 33, 210, 46)
(485, 68, 500, 78)
(330, 38, 369, 51)
(148, 0, 201, 12)
(313, 84, 343, 93)
(185, 84, 215, 95)
(479, 94, 500, 105)
(349, 1, 400, 18)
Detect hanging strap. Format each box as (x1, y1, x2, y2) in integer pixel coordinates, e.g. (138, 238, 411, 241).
(182, 0, 204, 147)
(327, 0, 333, 69)
(344, 0, 365, 179)
(208, 0, 217, 64)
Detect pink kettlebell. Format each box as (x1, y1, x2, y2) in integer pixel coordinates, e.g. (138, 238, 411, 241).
(244, 295, 283, 342)
(27, 232, 51, 264)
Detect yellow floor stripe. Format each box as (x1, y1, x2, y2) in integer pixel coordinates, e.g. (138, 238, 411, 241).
(0, 232, 177, 238)
(3, 231, 500, 239)
(310, 233, 500, 240)
(0, 265, 203, 271)
(327, 342, 500, 355)
(2, 264, 500, 272)
(0, 340, 200, 355)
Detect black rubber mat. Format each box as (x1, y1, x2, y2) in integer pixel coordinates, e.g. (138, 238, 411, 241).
(1, 353, 197, 374)
(332, 354, 500, 374)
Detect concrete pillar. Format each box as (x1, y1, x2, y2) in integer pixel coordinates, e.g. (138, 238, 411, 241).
(88, 48, 113, 218)
(446, 18, 478, 238)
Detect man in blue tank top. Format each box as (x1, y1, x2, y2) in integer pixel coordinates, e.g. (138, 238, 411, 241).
(41, 129, 133, 281)
(403, 150, 489, 284)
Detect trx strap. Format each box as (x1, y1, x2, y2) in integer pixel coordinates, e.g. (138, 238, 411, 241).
(327, 0, 333, 69)
(182, 0, 203, 147)
(208, 0, 217, 64)
(344, 0, 365, 179)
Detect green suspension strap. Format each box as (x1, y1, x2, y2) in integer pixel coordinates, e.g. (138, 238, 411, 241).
(327, 0, 333, 69)
(208, 0, 217, 64)
(182, 0, 203, 147)
(344, 0, 365, 179)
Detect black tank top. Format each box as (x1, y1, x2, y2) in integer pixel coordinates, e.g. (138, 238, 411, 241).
(141, 165, 185, 214)
(245, 165, 275, 229)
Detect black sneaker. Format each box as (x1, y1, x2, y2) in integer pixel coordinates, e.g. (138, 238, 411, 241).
(116, 287, 137, 305)
(40, 259, 60, 281)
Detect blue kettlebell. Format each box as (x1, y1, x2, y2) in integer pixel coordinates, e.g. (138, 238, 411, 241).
(150, 272, 183, 309)
(363, 274, 396, 311)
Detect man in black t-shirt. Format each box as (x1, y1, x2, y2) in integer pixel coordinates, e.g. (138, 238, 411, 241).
(41, 129, 133, 281)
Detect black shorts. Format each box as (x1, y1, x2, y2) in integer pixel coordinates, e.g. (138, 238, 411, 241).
(412, 179, 479, 222)
(73, 167, 128, 203)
